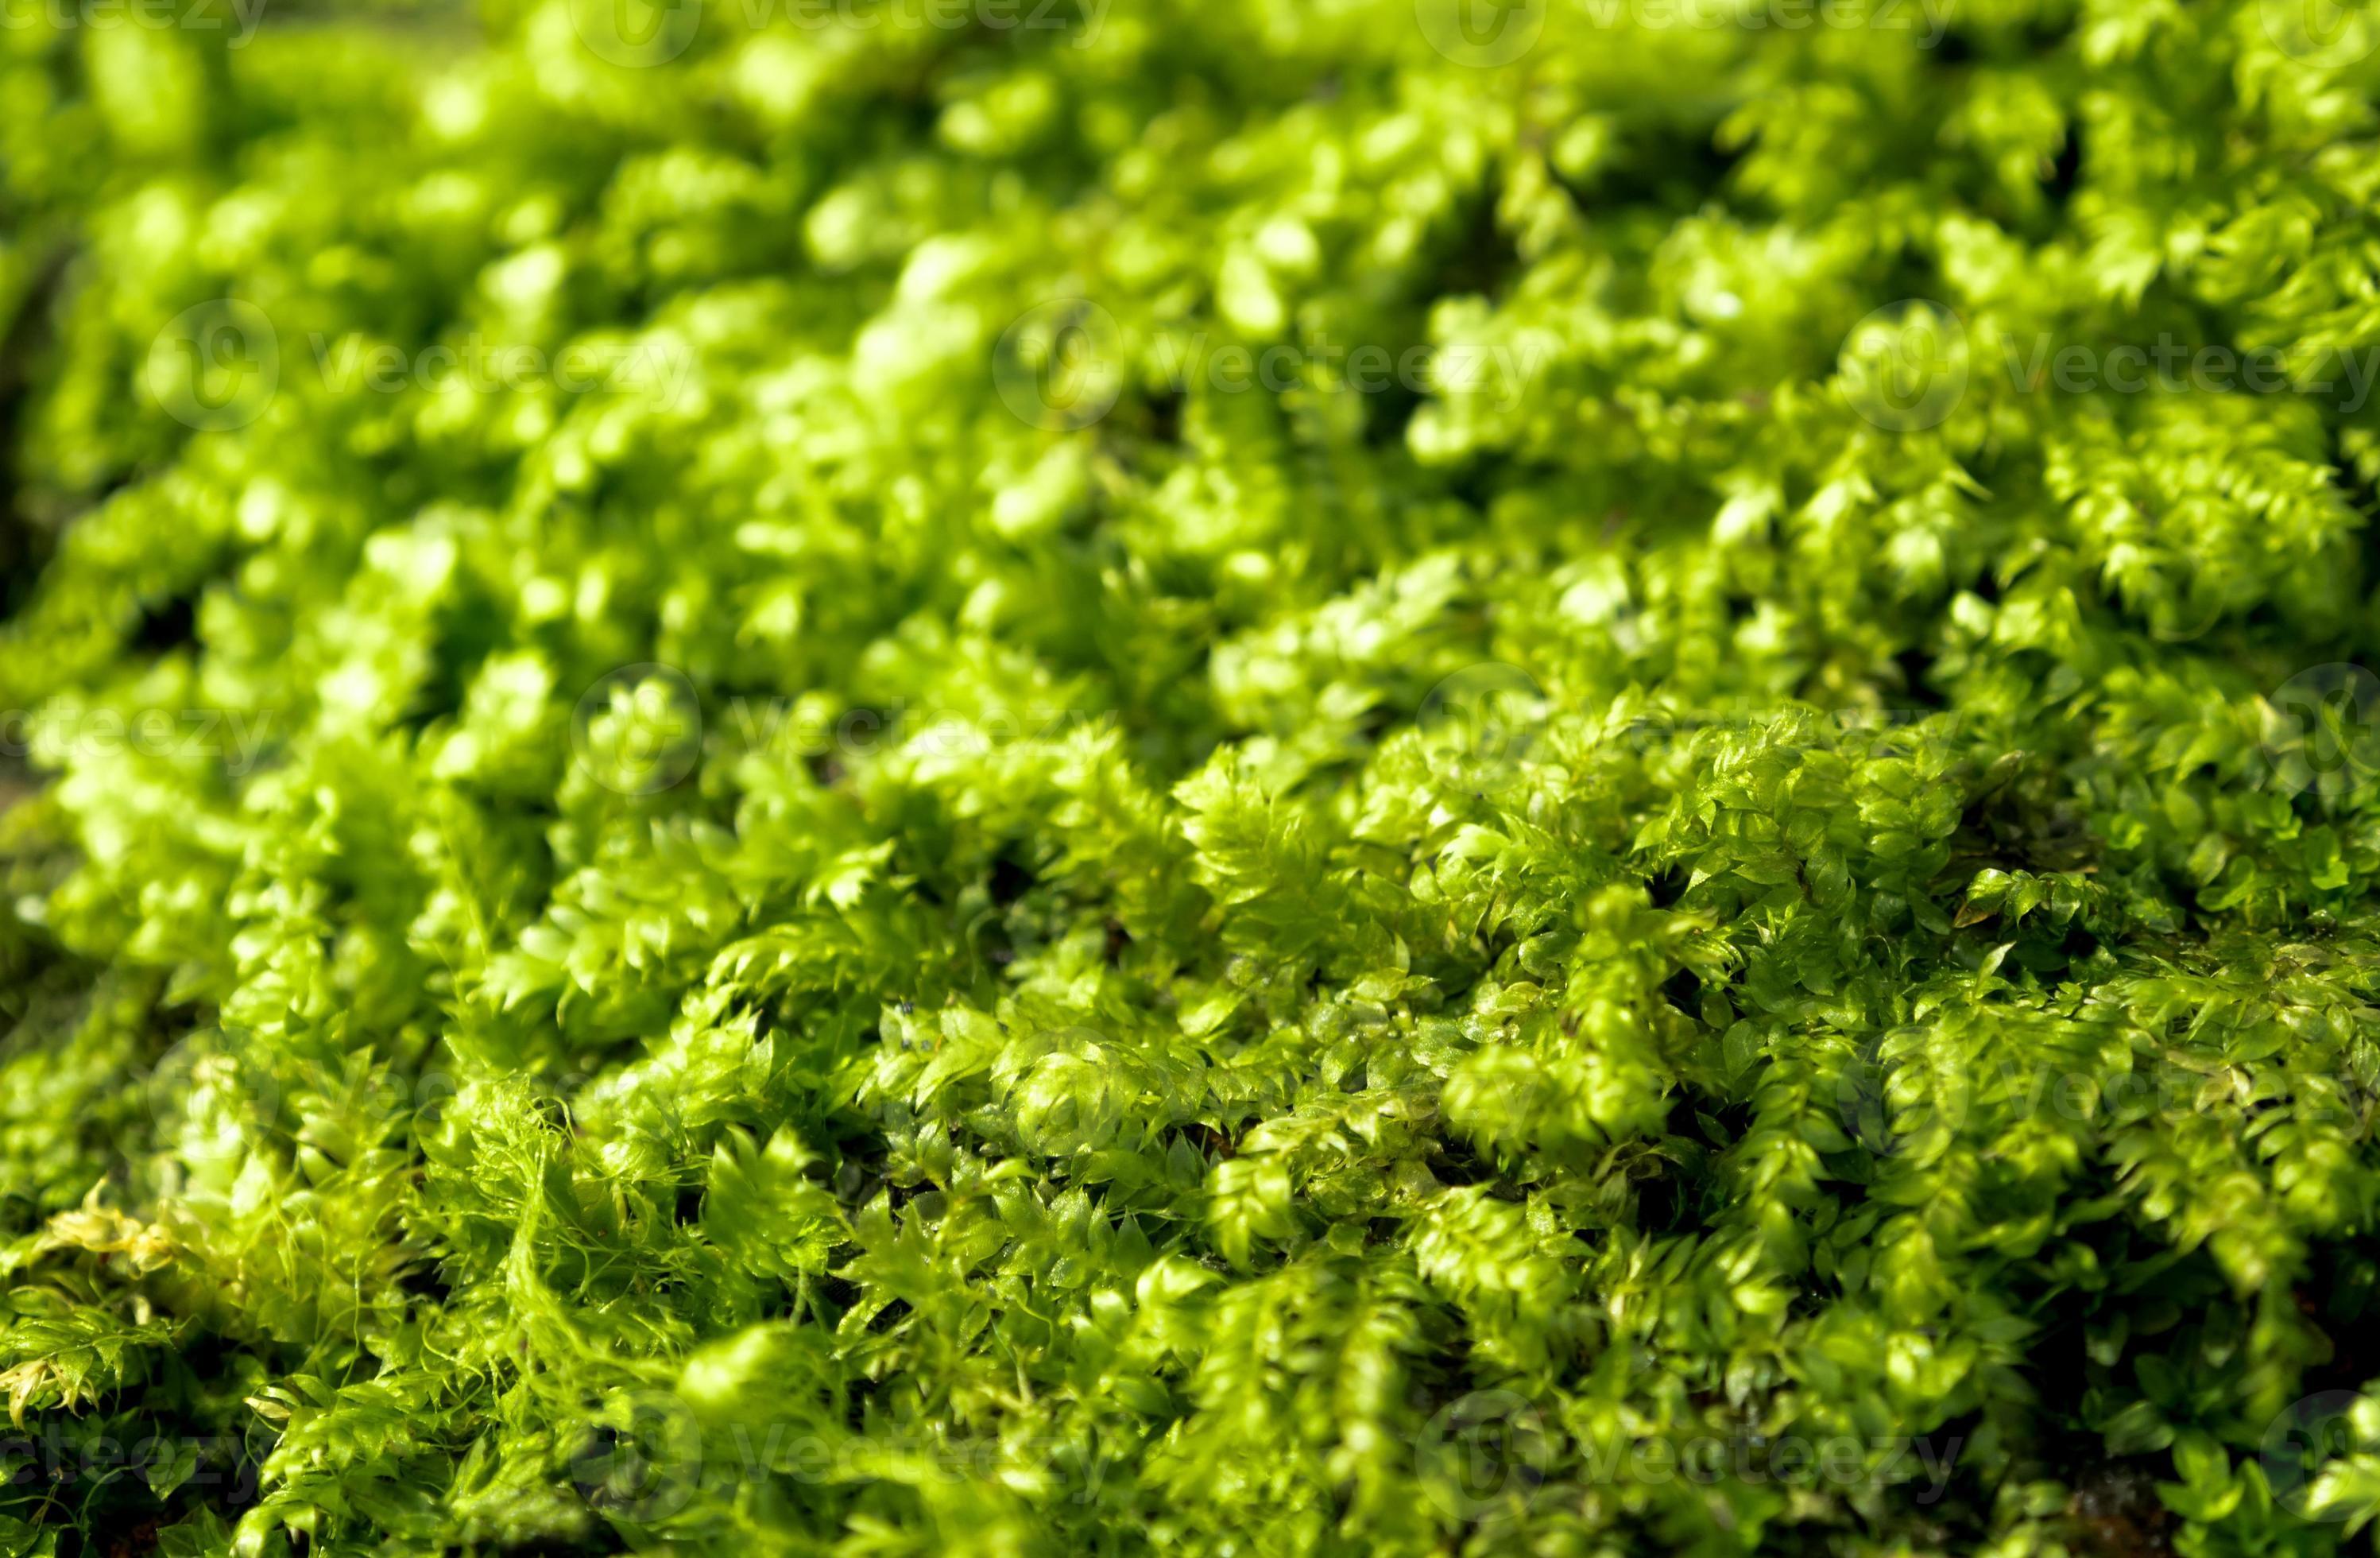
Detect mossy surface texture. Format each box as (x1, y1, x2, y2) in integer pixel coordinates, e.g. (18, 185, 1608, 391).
(12, 0, 2380, 1552)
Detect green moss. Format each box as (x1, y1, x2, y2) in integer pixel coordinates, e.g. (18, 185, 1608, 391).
(7, 0, 2380, 1552)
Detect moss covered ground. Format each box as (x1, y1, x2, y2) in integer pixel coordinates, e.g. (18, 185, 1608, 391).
(10, 0, 2380, 1552)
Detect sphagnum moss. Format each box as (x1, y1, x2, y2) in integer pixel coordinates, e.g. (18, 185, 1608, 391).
(8, 0, 2380, 1553)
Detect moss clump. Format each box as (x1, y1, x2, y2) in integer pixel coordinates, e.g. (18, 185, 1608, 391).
(9, 0, 2380, 1553)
